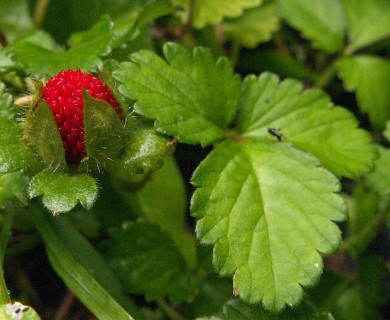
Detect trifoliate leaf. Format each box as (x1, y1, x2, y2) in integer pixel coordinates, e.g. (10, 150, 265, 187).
(342, 0, 390, 53)
(191, 140, 346, 312)
(171, 0, 261, 28)
(199, 299, 335, 320)
(114, 42, 240, 146)
(0, 172, 28, 208)
(224, 3, 280, 48)
(345, 184, 379, 257)
(0, 82, 15, 120)
(277, 0, 344, 52)
(116, 157, 197, 269)
(100, 220, 195, 305)
(111, 117, 174, 175)
(82, 91, 126, 172)
(29, 169, 98, 214)
(11, 16, 113, 76)
(0, 116, 37, 173)
(26, 101, 66, 170)
(0, 301, 40, 320)
(336, 56, 390, 130)
(364, 146, 390, 196)
(238, 72, 375, 178)
(332, 256, 387, 320)
(0, 0, 33, 43)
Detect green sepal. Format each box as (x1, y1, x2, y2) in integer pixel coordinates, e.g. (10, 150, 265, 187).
(111, 117, 175, 175)
(26, 101, 67, 171)
(29, 168, 98, 215)
(81, 90, 126, 172)
(26, 78, 43, 110)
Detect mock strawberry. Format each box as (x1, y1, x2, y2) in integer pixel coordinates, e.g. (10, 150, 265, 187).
(40, 69, 121, 165)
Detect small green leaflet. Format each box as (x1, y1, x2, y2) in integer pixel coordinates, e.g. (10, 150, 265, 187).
(191, 140, 346, 312)
(114, 42, 240, 146)
(364, 146, 390, 196)
(238, 72, 375, 178)
(171, 0, 261, 29)
(342, 0, 390, 53)
(11, 16, 113, 76)
(336, 56, 390, 130)
(0, 172, 27, 208)
(0, 116, 37, 174)
(197, 299, 335, 320)
(100, 220, 195, 305)
(277, 0, 344, 52)
(29, 169, 98, 214)
(0, 301, 40, 320)
(224, 3, 280, 48)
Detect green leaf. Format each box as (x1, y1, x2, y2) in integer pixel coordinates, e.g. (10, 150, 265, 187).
(0, 116, 38, 174)
(116, 157, 197, 268)
(171, 0, 261, 28)
(0, 82, 15, 120)
(114, 42, 241, 146)
(199, 299, 335, 320)
(0, 172, 27, 208)
(12, 16, 114, 75)
(0, 302, 40, 320)
(277, 0, 344, 52)
(344, 184, 379, 256)
(191, 140, 346, 311)
(30, 200, 143, 320)
(342, 0, 390, 53)
(82, 91, 125, 172)
(100, 220, 195, 305)
(224, 3, 281, 48)
(238, 72, 376, 178)
(0, 0, 33, 43)
(29, 169, 98, 214)
(336, 56, 390, 130)
(26, 101, 66, 170)
(111, 118, 174, 174)
(332, 256, 387, 320)
(364, 146, 390, 196)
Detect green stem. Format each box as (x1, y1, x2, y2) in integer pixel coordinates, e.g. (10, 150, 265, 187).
(33, 0, 50, 28)
(340, 209, 387, 253)
(319, 277, 353, 313)
(0, 208, 15, 304)
(314, 62, 336, 89)
(157, 300, 183, 320)
(230, 39, 241, 67)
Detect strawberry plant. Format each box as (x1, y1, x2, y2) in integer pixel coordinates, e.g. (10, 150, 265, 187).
(0, 0, 389, 319)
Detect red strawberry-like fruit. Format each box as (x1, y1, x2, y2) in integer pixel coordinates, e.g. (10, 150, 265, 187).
(41, 69, 121, 165)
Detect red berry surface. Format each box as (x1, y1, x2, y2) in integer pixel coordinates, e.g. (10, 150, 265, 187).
(41, 69, 121, 165)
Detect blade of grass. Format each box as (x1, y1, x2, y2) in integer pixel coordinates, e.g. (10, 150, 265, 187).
(30, 200, 144, 320)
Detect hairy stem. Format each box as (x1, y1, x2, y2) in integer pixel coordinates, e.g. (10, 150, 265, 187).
(34, 0, 50, 28)
(314, 62, 337, 89)
(157, 300, 183, 320)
